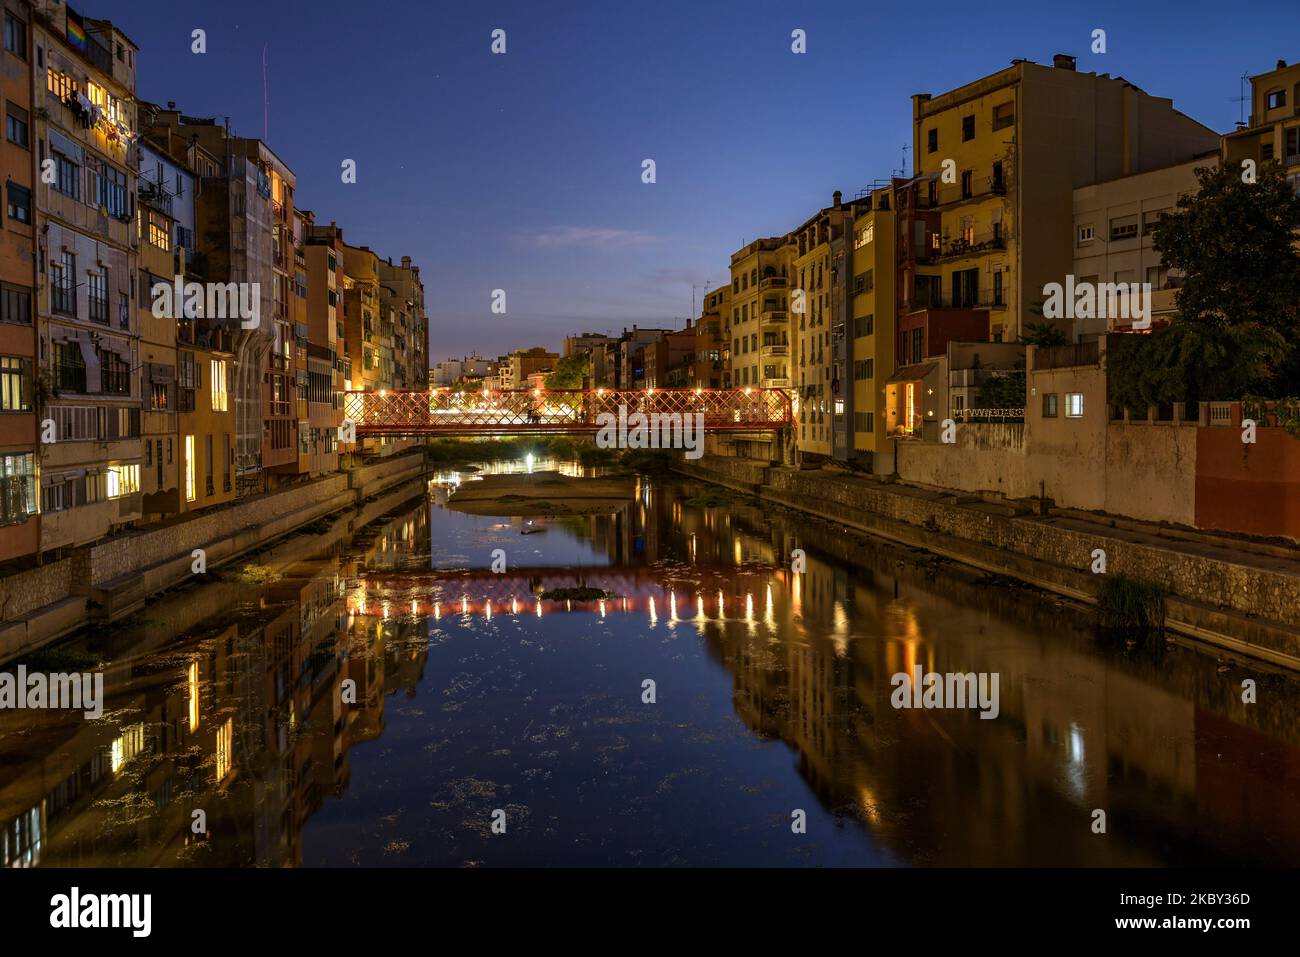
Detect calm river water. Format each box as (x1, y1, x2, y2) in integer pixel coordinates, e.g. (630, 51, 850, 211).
(3, 458, 1299, 867)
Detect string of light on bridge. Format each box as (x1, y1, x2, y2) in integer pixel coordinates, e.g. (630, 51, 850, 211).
(346, 584, 784, 628)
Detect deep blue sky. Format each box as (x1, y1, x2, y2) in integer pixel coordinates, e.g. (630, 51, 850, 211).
(109, 0, 1300, 361)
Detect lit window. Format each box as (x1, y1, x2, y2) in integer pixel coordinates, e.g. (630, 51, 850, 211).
(1066, 393, 1084, 418)
(210, 359, 228, 411)
(184, 435, 196, 501)
(106, 463, 139, 498)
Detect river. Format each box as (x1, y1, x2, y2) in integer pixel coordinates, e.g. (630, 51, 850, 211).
(2, 457, 1299, 867)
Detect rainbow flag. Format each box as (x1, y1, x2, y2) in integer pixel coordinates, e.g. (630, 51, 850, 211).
(66, 13, 87, 51)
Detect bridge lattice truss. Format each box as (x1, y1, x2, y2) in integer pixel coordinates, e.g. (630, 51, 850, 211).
(342, 388, 792, 436)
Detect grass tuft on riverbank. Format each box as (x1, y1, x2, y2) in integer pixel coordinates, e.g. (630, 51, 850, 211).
(1095, 575, 1167, 635)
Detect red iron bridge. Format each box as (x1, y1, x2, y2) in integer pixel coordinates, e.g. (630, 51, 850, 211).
(342, 388, 792, 436)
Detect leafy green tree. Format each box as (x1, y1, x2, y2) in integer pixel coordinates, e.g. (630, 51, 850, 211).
(1020, 321, 1067, 347)
(543, 353, 588, 391)
(1110, 161, 1300, 408)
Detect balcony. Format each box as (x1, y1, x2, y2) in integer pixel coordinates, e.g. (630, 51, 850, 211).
(760, 309, 788, 326)
(934, 231, 1006, 262)
(931, 174, 1008, 208)
(765, 377, 792, 389)
(761, 342, 789, 358)
(759, 276, 788, 290)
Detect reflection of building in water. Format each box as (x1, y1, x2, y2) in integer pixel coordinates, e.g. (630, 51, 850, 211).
(0, 560, 359, 867)
(704, 503, 1300, 865)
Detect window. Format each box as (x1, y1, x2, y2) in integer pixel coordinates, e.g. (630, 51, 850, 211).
(99, 348, 130, 395)
(150, 381, 168, 410)
(0, 452, 35, 525)
(0, 356, 29, 411)
(4, 13, 26, 60)
(993, 270, 1003, 306)
(5, 182, 30, 224)
(1267, 89, 1287, 110)
(51, 252, 75, 315)
(853, 358, 874, 380)
(88, 270, 108, 323)
(927, 128, 938, 153)
(147, 210, 170, 250)
(1066, 393, 1084, 418)
(854, 223, 874, 249)
(1042, 393, 1058, 417)
(854, 314, 874, 337)
(205, 434, 214, 495)
(854, 270, 874, 295)
(962, 115, 975, 141)
(106, 464, 139, 499)
(210, 359, 228, 411)
(1077, 224, 1095, 244)
(52, 151, 79, 200)
(46, 68, 77, 101)
(1109, 216, 1139, 241)
(960, 169, 973, 199)
(0, 282, 30, 325)
(54, 341, 85, 392)
(91, 162, 127, 218)
(184, 435, 196, 502)
(992, 101, 1015, 131)
(854, 411, 874, 434)
(5, 102, 28, 148)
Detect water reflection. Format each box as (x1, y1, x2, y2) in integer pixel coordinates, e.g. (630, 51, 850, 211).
(2, 459, 1299, 867)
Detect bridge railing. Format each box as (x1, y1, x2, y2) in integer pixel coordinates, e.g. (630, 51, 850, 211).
(343, 388, 791, 434)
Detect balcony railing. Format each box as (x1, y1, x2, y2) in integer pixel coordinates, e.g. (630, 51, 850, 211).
(759, 276, 788, 290)
(761, 343, 789, 357)
(760, 309, 788, 325)
(933, 231, 1006, 261)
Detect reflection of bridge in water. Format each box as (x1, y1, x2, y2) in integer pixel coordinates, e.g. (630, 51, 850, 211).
(352, 564, 785, 619)
(343, 388, 791, 436)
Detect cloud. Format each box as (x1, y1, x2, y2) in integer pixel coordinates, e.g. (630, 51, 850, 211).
(527, 226, 657, 249)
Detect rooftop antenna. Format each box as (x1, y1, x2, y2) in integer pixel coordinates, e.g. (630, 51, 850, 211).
(1232, 72, 1249, 129)
(899, 141, 910, 177)
(262, 44, 269, 140)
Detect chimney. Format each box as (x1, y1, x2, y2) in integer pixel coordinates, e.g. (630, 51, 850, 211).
(166, 100, 176, 109)
(832, 190, 842, 207)
(1278, 59, 1288, 70)
(401, 255, 411, 268)
(1053, 53, 1077, 71)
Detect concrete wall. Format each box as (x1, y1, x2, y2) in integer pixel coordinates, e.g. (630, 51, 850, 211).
(896, 423, 1027, 498)
(1104, 422, 1197, 526)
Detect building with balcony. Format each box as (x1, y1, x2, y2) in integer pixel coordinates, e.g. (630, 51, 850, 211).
(849, 187, 897, 464)
(136, 137, 188, 520)
(1222, 57, 1300, 197)
(377, 254, 426, 394)
(728, 236, 791, 391)
(792, 198, 858, 459)
(304, 216, 346, 469)
(642, 323, 693, 389)
(32, 2, 142, 550)
(0, 0, 39, 564)
(142, 105, 296, 495)
(689, 285, 728, 389)
(908, 53, 1219, 352)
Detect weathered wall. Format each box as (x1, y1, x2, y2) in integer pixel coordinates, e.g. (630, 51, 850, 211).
(1104, 423, 1197, 526)
(895, 423, 1027, 498)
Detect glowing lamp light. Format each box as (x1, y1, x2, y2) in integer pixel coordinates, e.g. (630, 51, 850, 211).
(533, 388, 541, 397)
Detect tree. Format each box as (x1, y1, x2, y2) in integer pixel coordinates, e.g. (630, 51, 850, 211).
(1020, 321, 1067, 348)
(543, 353, 588, 391)
(1110, 161, 1300, 407)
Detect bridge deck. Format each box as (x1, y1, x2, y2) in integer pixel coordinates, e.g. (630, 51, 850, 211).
(343, 388, 791, 436)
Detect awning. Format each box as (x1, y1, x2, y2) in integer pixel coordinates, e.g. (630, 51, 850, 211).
(888, 361, 938, 383)
(48, 128, 84, 164)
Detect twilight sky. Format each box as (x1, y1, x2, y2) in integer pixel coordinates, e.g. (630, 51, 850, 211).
(110, 0, 1300, 361)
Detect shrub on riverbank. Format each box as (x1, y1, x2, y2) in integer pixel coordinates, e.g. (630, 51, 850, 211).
(1095, 575, 1167, 635)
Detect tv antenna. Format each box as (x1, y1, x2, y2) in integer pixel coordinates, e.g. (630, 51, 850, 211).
(1231, 72, 1249, 129)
